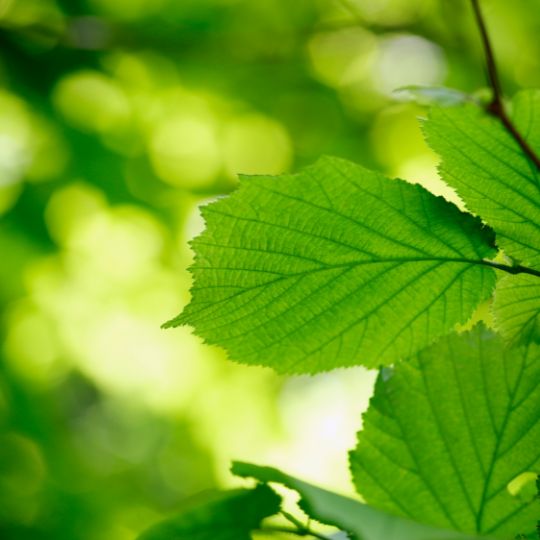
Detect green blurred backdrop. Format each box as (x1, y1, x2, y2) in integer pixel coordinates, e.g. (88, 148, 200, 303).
(0, 0, 539, 538)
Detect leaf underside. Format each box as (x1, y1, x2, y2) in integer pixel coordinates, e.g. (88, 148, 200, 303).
(350, 325, 540, 539)
(232, 461, 489, 540)
(493, 274, 540, 345)
(137, 484, 280, 540)
(167, 156, 496, 373)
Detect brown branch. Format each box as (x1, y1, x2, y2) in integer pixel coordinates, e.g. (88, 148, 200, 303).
(470, 0, 540, 170)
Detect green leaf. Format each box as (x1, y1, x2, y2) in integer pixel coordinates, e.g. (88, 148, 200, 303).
(137, 484, 280, 540)
(493, 275, 540, 344)
(350, 325, 540, 538)
(423, 90, 540, 269)
(165, 156, 496, 373)
(424, 91, 540, 344)
(232, 461, 488, 540)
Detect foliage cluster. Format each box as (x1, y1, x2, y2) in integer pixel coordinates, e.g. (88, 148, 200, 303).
(144, 2, 540, 539)
(2, 1, 540, 539)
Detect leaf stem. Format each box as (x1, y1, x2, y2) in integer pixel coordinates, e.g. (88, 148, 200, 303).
(470, 0, 540, 170)
(481, 260, 540, 278)
(281, 510, 310, 530)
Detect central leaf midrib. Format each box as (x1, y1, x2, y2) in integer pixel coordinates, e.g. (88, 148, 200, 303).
(187, 255, 504, 333)
(193, 240, 495, 275)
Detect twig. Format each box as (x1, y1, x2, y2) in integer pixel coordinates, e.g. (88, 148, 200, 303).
(470, 0, 540, 170)
(470, 0, 502, 107)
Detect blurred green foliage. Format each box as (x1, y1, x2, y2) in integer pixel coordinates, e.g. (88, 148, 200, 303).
(0, 0, 539, 538)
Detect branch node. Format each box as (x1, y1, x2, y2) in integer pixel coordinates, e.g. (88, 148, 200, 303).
(471, 0, 540, 170)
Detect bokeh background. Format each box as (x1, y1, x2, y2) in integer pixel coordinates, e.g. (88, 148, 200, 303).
(0, 0, 539, 538)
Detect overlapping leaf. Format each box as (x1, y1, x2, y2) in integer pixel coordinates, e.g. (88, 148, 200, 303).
(166, 156, 496, 373)
(137, 484, 280, 540)
(493, 274, 540, 345)
(424, 90, 540, 268)
(350, 326, 540, 538)
(232, 462, 489, 540)
(424, 92, 540, 342)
